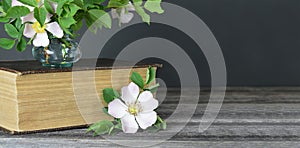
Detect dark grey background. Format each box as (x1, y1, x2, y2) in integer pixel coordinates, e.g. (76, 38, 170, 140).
(1, 0, 300, 86)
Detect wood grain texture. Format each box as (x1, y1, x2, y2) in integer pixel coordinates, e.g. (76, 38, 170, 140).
(1, 87, 300, 147)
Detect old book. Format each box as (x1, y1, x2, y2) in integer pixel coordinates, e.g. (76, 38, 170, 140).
(0, 59, 160, 134)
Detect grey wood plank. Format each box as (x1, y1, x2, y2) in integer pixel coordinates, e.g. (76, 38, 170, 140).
(2, 138, 300, 148)
(1, 87, 300, 147)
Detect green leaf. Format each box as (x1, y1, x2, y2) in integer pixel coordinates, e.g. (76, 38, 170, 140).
(130, 71, 145, 89)
(0, 6, 4, 13)
(0, 38, 15, 50)
(68, 3, 81, 17)
(83, 0, 105, 6)
(16, 37, 26, 52)
(146, 115, 167, 132)
(146, 67, 156, 84)
(114, 120, 122, 130)
(161, 121, 167, 130)
(62, 5, 70, 16)
(72, 20, 83, 31)
(4, 24, 19, 38)
(132, 0, 143, 5)
(145, 83, 160, 93)
(44, 0, 54, 14)
(158, 116, 167, 130)
(154, 122, 161, 129)
(49, 0, 61, 2)
(56, 1, 65, 16)
(0, 17, 9, 23)
(107, 0, 129, 8)
(146, 126, 160, 133)
(144, 0, 164, 14)
(102, 107, 110, 116)
(59, 16, 77, 28)
(14, 18, 22, 30)
(88, 9, 112, 29)
(87, 120, 114, 136)
(17, 0, 38, 7)
(17, 25, 25, 41)
(71, 19, 83, 32)
(55, 0, 71, 16)
(2, 0, 12, 12)
(58, 16, 76, 36)
(132, 0, 150, 24)
(108, 126, 115, 135)
(39, 7, 48, 25)
(108, 121, 122, 135)
(103, 88, 120, 104)
(85, 15, 98, 33)
(85, 9, 112, 33)
(6, 6, 30, 18)
(34, 7, 47, 26)
(73, 0, 84, 7)
(73, 9, 85, 21)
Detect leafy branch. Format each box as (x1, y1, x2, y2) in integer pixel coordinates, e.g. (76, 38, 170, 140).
(87, 66, 166, 136)
(0, 0, 164, 51)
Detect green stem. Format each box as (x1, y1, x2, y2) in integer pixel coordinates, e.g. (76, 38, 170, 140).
(59, 38, 71, 47)
(39, 4, 44, 9)
(157, 115, 164, 123)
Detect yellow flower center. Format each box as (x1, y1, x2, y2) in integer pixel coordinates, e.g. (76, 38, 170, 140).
(32, 22, 46, 33)
(36, 0, 41, 2)
(128, 104, 140, 116)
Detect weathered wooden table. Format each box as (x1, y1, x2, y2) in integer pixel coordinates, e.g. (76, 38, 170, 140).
(1, 87, 300, 147)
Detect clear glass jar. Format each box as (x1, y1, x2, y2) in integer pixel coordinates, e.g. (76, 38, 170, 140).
(32, 37, 81, 68)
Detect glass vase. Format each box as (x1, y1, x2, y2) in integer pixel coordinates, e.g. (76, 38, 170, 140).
(32, 38, 81, 68)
